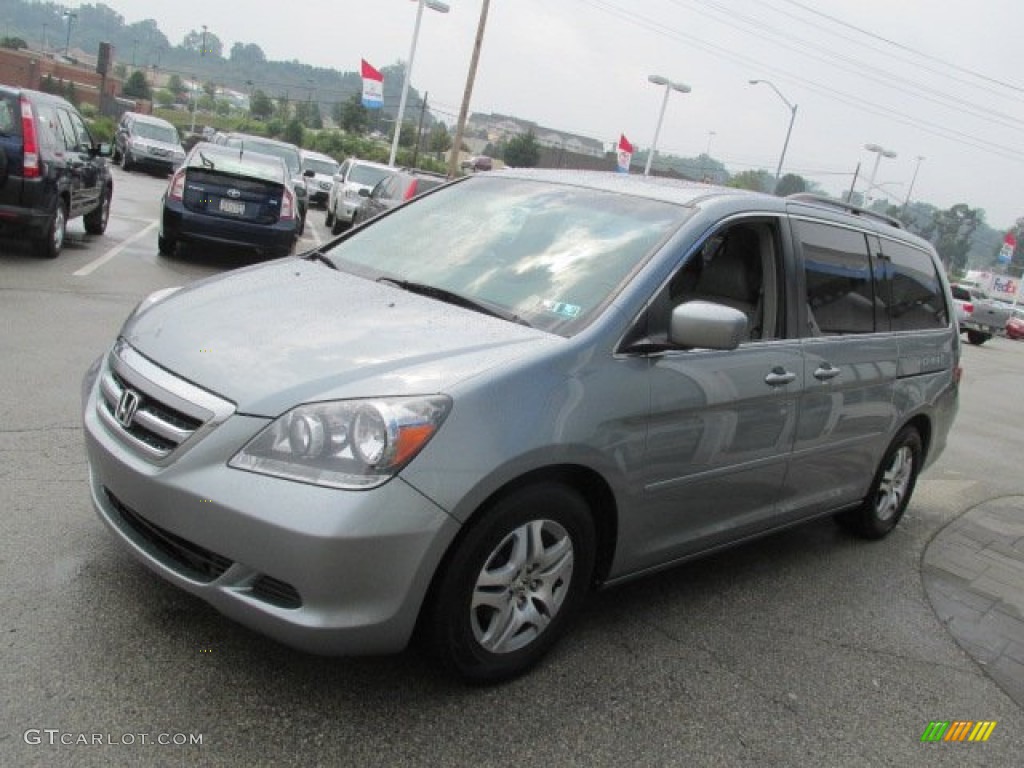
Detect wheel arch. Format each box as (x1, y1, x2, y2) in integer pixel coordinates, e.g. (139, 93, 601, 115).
(414, 463, 619, 635)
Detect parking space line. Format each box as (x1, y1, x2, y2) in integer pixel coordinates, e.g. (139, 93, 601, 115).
(73, 221, 159, 277)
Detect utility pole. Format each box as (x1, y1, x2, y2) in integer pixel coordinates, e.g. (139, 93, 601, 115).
(448, 0, 491, 178)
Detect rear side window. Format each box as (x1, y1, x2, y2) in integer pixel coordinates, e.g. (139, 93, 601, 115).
(881, 240, 949, 330)
(798, 220, 877, 335)
(0, 95, 17, 135)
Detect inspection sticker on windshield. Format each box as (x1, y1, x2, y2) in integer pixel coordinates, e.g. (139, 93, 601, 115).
(539, 299, 581, 318)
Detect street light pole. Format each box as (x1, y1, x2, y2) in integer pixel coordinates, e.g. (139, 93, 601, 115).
(389, 0, 449, 167)
(863, 143, 897, 210)
(644, 74, 691, 178)
(62, 10, 76, 57)
(903, 155, 925, 208)
(749, 79, 797, 192)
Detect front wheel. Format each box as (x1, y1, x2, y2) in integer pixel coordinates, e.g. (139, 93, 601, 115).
(966, 330, 989, 345)
(83, 187, 112, 234)
(425, 483, 596, 683)
(324, 205, 335, 228)
(836, 426, 922, 539)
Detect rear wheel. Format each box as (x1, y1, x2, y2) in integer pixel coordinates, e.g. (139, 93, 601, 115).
(966, 330, 989, 345)
(83, 187, 111, 234)
(425, 483, 596, 683)
(33, 199, 67, 258)
(157, 234, 176, 256)
(836, 426, 922, 539)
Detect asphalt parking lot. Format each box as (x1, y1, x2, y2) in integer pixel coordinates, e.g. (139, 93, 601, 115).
(1, 166, 1023, 766)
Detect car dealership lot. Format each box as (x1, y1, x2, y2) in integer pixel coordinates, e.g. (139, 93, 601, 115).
(2, 168, 1023, 765)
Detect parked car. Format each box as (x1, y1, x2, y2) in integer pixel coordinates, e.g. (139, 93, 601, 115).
(212, 132, 307, 234)
(461, 155, 493, 172)
(1006, 308, 1024, 340)
(157, 141, 300, 259)
(950, 283, 1011, 345)
(83, 174, 959, 683)
(300, 150, 339, 207)
(0, 84, 112, 258)
(351, 168, 446, 226)
(325, 157, 392, 234)
(113, 112, 185, 174)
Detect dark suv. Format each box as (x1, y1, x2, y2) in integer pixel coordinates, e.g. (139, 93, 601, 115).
(0, 85, 113, 258)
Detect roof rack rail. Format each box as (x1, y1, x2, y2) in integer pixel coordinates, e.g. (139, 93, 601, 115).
(785, 193, 903, 229)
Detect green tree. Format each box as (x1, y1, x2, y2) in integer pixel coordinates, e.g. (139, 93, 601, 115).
(428, 122, 452, 155)
(155, 89, 175, 108)
(250, 89, 274, 120)
(337, 94, 368, 134)
(229, 42, 266, 65)
(122, 70, 152, 99)
(932, 204, 983, 273)
(775, 173, 807, 196)
(283, 118, 304, 147)
(503, 130, 540, 167)
(726, 169, 774, 193)
(398, 119, 417, 148)
(183, 29, 223, 59)
(1, 36, 28, 50)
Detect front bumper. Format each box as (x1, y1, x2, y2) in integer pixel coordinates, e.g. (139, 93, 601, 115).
(82, 352, 460, 655)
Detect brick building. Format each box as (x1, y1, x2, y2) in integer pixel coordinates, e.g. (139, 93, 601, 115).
(0, 46, 122, 110)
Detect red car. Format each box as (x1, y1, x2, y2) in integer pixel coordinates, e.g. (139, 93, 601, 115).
(1006, 311, 1024, 340)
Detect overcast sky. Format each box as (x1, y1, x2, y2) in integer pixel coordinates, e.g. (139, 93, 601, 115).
(97, 0, 1024, 231)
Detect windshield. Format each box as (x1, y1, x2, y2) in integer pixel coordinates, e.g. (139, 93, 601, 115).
(304, 158, 338, 176)
(135, 122, 178, 144)
(350, 165, 392, 186)
(236, 140, 300, 174)
(323, 176, 688, 335)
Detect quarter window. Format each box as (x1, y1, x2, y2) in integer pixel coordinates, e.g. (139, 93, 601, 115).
(880, 240, 948, 330)
(798, 221, 877, 335)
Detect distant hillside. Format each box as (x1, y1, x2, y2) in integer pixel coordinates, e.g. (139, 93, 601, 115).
(2, 0, 428, 120)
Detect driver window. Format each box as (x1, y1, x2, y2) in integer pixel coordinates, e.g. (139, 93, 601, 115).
(664, 220, 781, 342)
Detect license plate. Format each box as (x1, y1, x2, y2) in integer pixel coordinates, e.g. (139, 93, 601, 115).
(219, 199, 245, 215)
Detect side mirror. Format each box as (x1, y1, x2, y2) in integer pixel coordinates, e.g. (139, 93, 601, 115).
(303, 169, 315, 177)
(669, 301, 748, 350)
(358, 188, 370, 197)
(94, 143, 113, 158)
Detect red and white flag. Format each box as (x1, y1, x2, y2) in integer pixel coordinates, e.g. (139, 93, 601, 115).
(616, 134, 634, 173)
(361, 59, 383, 109)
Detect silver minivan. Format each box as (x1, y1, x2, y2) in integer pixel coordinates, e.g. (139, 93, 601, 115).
(82, 171, 959, 682)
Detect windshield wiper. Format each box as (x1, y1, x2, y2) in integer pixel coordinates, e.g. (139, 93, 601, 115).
(303, 250, 338, 269)
(377, 277, 531, 326)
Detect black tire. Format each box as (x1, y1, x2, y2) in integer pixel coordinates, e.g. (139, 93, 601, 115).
(83, 186, 112, 235)
(121, 149, 134, 172)
(157, 234, 176, 256)
(325, 206, 334, 228)
(966, 330, 989, 346)
(836, 426, 922, 540)
(33, 199, 67, 258)
(331, 216, 346, 236)
(297, 211, 306, 236)
(425, 483, 596, 683)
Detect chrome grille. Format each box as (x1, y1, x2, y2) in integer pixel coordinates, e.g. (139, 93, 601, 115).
(96, 339, 235, 461)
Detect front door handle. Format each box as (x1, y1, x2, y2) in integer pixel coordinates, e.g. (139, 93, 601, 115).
(765, 367, 797, 386)
(813, 364, 841, 381)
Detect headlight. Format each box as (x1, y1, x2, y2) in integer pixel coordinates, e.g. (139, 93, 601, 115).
(229, 396, 451, 489)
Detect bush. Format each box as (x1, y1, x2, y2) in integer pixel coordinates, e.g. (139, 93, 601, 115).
(88, 116, 116, 143)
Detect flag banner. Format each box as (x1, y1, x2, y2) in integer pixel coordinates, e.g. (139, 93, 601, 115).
(616, 134, 633, 173)
(361, 59, 383, 109)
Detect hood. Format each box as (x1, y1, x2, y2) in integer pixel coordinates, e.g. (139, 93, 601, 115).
(122, 260, 556, 416)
